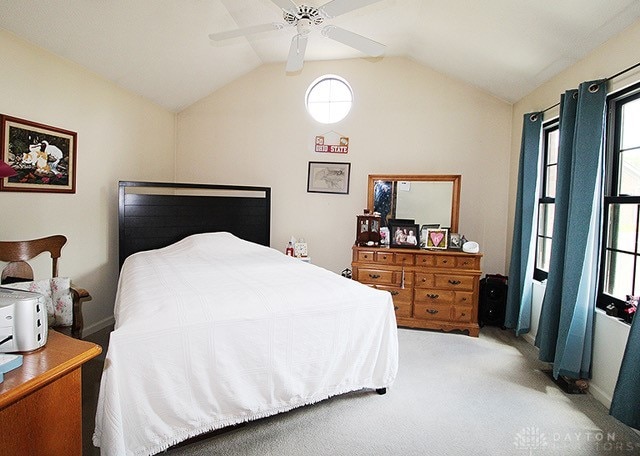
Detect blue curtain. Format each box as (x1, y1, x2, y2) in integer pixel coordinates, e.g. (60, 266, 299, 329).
(535, 80, 607, 379)
(610, 312, 640, 429)
(504, 113, 542, 335)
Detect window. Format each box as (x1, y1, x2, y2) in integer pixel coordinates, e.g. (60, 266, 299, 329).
(534, 121, 559, 281)
(599, 82, 640, 311)
(305, 75, 353, 124)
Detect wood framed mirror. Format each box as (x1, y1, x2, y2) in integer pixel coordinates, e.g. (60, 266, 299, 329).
(367, 174, 461, 233)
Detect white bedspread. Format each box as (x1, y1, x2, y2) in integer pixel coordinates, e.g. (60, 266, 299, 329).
(93, 233, 398, 456)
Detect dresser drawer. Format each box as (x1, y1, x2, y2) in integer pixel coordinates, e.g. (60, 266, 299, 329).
(414, 272, 434, 288)
(434, 274, 475, 291)
(415, 254, 436, 267)
(357, 250, 376, 262)
(452, 305, 474, 322)
(355, 268, 397, 286)
(454, 291, 474, 306)
(374, 251, 395, 263)
(374, 251, 415, 265)
(435, 256, 456, 268)
(413, 302, 452, 321)
(394, 253, 415, 265)
(378, 286, 413, 303)
(368, 285, 412, 318)
(414, 289, 455, 305)
(456, 256, 480, 270)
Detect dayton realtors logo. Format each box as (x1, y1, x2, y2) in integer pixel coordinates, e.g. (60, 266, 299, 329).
(514, 427, 640, 453)
(514, 426, 549, 454)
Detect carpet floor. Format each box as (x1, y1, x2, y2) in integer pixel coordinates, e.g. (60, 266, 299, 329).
(82, 326, 640, 455)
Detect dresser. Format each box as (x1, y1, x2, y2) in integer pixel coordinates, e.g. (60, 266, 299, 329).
(351, 245, 483, 336)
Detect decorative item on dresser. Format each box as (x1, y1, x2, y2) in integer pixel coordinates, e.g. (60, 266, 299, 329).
(355, 210, 381, 246)
(351, 245, 483, 336)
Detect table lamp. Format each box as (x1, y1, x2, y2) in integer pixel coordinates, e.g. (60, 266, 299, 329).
(0, 160, 16, 178)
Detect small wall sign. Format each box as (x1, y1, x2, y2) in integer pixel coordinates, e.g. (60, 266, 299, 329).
(314, 131, 349, 154)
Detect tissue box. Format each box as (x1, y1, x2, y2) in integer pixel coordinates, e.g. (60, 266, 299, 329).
(0, 353, 23, 383)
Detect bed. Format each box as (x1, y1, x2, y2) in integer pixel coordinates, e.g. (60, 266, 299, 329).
(93, 182, 399, 456)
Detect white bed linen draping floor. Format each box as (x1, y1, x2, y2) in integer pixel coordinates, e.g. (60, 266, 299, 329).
(93, 233, 399, 456)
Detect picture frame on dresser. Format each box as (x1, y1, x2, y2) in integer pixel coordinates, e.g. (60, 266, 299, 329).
(389, 221, 420, 248)
(425, 228, 448, 249)
(449, 232, 463, 249)
(420, 224, 440, 248)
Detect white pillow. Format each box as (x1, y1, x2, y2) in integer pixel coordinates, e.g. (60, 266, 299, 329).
(2, 277, 73, 327)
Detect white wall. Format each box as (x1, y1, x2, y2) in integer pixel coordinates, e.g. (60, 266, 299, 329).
(0, 30, 176, 335)
(177, 57, 513, 275)
(508, 20, 640, 408)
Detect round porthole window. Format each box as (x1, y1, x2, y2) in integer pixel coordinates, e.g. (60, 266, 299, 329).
(305, 75, 353, 124)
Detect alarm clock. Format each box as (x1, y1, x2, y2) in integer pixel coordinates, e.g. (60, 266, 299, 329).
(294, 241, 308, 258)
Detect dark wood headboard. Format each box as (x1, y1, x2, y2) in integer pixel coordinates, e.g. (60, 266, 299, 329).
(118, 181, 271, 267)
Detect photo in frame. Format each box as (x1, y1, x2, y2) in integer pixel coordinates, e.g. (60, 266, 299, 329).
(425, 228, 449, 249)
(420, 224, 440, 248)
(307, 161, 350, 194)
(389, 221, 420, 249)
(449, 232, 463, 249)
(0, 115, 77, 193)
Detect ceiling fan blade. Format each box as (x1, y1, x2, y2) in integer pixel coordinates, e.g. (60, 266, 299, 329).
(209, 22, 284, 41)
(270, 0, 299, 15)
(322, 25, 385, 57)
(319, 0, 383, 19)
(286, 34, 308, 72)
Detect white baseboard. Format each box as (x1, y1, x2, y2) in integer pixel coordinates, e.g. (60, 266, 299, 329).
(589, 382, 613, 409)
(522, 332, 536, 346)
(82, 315, 115, 338)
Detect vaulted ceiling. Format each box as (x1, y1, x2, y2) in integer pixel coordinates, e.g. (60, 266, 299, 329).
(2, 0, 639, 111)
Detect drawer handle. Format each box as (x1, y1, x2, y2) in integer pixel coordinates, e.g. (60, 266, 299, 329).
(394, 305, 399, 311)
(426, 294, 439, 299)
(448, 280, 461, 285)
(426, 309, 439, 315)
(382, 255, 388, 260)
(369, 273, 381, 279)
(462, 261, 470, 266)
(442, 259, 449, 264)
(390, 291, 399, 296)
(460, 297, 467, 302)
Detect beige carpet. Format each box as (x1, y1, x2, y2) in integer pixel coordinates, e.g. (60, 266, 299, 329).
(83, 326, 640, 455)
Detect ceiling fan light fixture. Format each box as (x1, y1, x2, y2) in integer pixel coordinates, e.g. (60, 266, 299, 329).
(297, 18, 313, 36)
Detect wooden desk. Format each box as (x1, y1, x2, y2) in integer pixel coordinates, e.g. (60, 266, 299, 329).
(0, 330, 102, 456)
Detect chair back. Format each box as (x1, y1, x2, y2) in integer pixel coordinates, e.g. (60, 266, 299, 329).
(0, 235, 67, 284)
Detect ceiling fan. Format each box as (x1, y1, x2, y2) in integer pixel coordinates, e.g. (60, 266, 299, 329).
(209, 0, 385, 72)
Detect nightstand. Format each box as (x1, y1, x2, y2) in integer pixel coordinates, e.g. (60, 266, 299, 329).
(0, 330, 102, 456)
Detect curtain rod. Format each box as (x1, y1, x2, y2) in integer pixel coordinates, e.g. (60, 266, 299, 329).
(537, 61, 640, 115)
